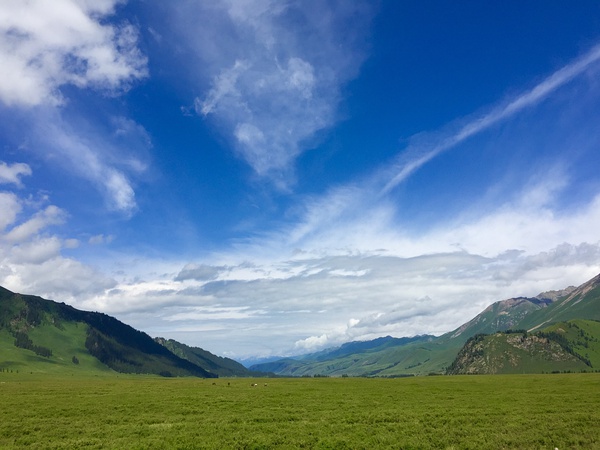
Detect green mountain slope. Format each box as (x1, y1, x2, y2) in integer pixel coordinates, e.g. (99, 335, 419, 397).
(0, 287, 215, 377)
(252, 274, 599, 377)
(155, 337, 267, 377)
(250, 335, 438, 376)
(446, 319, 600, 374)
(541, 319, 600, 367)
(251, 334, 461, 377)
(520, 274, 600, 331)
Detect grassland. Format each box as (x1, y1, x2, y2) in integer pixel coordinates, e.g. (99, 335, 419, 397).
(1, 373, 599, 449)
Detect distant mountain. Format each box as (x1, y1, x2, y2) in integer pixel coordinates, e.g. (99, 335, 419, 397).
(250, 335, 436, 376)
(0, 286, 220, 377)
(447, 319, 600, 374)
(313, 335, 435, 361)
(238, 355, 286, 368)
(154, 337, 268, 377)
(252, 273, 600, 377)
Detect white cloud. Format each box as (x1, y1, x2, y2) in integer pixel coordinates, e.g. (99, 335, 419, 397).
(89, 234, 114, 245)
(0, 0, 147, 106)
(0, 192, 21, 230)
(10, 237, 63, 265)
(180, 0, 373, 186)
(0, 173, 116, 302)
(2, 256, 116, 301)
(4, 205, 66, 243)
(0, 161, 31, 186)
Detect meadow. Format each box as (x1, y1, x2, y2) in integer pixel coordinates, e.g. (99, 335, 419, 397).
(0, 372, 599, 449)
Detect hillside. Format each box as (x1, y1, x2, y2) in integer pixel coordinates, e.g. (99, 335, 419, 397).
(154, 337, 267, 377)
(520, 274, 600, 331)
(252, 273, 600, 377)
(447, 319, 600, 374)
(250, 334, 460, 377)
(0, 286, 217, 377)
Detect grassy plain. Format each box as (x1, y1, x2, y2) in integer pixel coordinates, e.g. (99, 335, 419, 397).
(0, 372, 599, 449)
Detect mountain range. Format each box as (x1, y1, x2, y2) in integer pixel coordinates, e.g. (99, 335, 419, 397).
(250, 273, 600, 376)
(1, 272, 599, 377)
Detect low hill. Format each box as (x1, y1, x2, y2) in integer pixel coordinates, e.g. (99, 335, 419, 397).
(0, 287, 217, 377)
(252, 273, 600, 377)
(447, 319, 600, 374)
(154, 337, 267, 377)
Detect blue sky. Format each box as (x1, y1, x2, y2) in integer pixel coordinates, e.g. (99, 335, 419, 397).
(2, 1, 600, 361)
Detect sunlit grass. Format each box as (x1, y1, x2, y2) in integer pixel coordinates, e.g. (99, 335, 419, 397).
(1, 372, 598, 449)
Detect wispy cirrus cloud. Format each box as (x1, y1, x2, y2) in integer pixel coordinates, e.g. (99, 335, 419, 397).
(177, 0, 374, 187)
(0, 108, 149, 215)
(39, 113, 142, 214)
(381, 43, 600, 194)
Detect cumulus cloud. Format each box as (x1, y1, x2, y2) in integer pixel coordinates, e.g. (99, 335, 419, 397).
(2, 256, 116, 301)
(0, 161, 31, 186)
(179, 0, 373, 186)
(9, 237, 63, 265)
(4, 205, 66, 243)
(4, 170, 594, 359)
(0, 192, 21, 231)
(0, 0, 147, 106)
(0, 172, 116, 302)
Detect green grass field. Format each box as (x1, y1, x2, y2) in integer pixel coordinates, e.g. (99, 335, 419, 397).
(1, 373, 599, 449)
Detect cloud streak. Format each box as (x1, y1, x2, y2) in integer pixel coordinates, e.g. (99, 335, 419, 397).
(381, 43, 600, 194)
